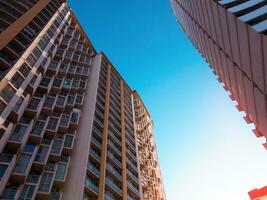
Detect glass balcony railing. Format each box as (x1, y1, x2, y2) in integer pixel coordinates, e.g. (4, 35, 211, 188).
(87, 163, 100, 176)
(85, 178, 99, 193)
(0, 153, 14, 163)
(105, 177, 122, 195)
(106, 163, 122, 180)
(127, 181, 140, 196)
(90, 149, 101, 161)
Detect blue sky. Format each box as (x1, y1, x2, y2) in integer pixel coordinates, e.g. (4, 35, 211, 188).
(68, 1, 267, 199)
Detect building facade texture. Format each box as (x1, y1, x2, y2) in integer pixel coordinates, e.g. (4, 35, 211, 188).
(170, 0, 267, 147)
(133, 92, 165, 200)
(0, 0, 165, 200)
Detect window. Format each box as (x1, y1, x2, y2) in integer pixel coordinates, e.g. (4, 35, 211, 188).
(34, 146, 49, 163)
(10, 73, 24, 89)
(53, 78, 62, 87)
(51, 138, 63, 155)
(14, 153, 31, 173)
(19, 185, 35, 200)
(26, 54, 37, 67)
(13, 97, 24, 112)
(67, 95, 75, 105)
(38, 39, 46, 50)
(44, 96, 55, 108)
(0, 100, 6, 115)
(60, 115, 70, 127)
(0, 84, 16, 103)
(32, 46, 42, 59)
(63, 79, 72, 88)
(23, 144, 35, 153)
(55, 163, 67, 180)
(1, 186, 18, 199)
(28, 98, 40, 110)
(19, 63, 31, 78)
(9, 125, 27, 142)
(0, 164, 7, 179)
(31, 121, 45, 136)
(47, 117, 59, 130)
(40, 77, 51, 87)
(64, 134, 74, 148)
(38, 172, 53, 192)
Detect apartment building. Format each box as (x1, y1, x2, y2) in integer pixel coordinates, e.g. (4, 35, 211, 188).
(133, 92, 166, 200)
(0, 0, 165, 199)
(170, 0, 267, 147)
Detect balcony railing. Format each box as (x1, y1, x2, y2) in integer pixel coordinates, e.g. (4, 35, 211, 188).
(105, 177, 122, 195)
(87, 163, 100, 176)
(85, 178, 99, 193)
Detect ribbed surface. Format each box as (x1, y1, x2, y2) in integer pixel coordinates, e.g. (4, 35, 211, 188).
(171, 0, 267, 148)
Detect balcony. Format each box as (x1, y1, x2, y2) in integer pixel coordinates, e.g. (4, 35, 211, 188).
(58, 63, 68, 76)
(54, 95, 66, 112)
(108, 140, 121, 157)
(82, 67, 89, 77)
(65, 94, 75, 109)
(10, 95, 30, 123)
(126, 158, 138, 173)
(7, 121, 33, 152)
(36, 171, 54, 198)
(105, 177, 122, 196)
(126, 168, 139, 184)
(54, 161, 69, 187)
(91, 137, 102, 150)
(78, 79, 87, 92)
(11, 150, 35, 184)
(84, 177, 99, 195)
(127, 181, 140, 197)
(87, 162, 100, 178)
(62, 133, 75, 155)
(62, 78, 72, 92)
(51, 77, 63, 93)
(70, 79, 79, 92)
(0, 153, 17, 194)
(1, 186, 20, 200)
(32, 145, 50, 172)
(50, 135, 65, 162)
(58, 114, 70, 132)
(29, 117, 49, 144)
(75, 94, 84, 108)
(47, 61, 60, 75)
(107, 151, 121, 168)
(0, 123, 13, 153)
(106, 163, 122, 181)
(38, 76, 54, 92)
(89, 149, 101, 162)
(42, 96, 56, 114)
(45, 116, 60, 138)
(69, 110, 80, 128)
(109, 131, 122, 147)
(25, 96, 44, 118)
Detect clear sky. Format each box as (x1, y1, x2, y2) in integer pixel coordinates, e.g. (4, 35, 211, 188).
(68, 1, 267, 199)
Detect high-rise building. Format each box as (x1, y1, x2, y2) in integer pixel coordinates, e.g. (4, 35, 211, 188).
(0, 1, 165, 200)
(249, 186, 267, 200)
(170, 1, 267, 146)
(133, 92, 166, 200)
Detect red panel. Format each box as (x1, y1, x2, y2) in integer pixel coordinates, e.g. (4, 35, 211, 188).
(237, 20, 251, 77)
(227, 58, 239, 102)
(244, 77, 257, 124)
(249, 28, 265, 93)
(263, 35, 267, 94)
(211, 1, 223, 47)
(227, 12, 241, 67)
(206, 1, 217, 43)
(254, 88, 267, 137)
(235, 67, 247, 112)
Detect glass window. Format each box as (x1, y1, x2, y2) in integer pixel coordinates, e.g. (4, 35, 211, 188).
(26, 54, 37, 67)
(19, 63, 31, 78)
(55, 163, 67, 180)
(38, 172, 53, 192)
(10, 73, 24, 89)
(64, 134, 73, 148)
(0, 84, 16, 103)
(14, 153, 31, 173)
(34, 146, 49, 163)
(9, 125, 27, 142)
(23, 144, 35, 153)
(0, 164, 7, 178)
(31, 121, 45, 136)
(19, 184, 35, 200)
